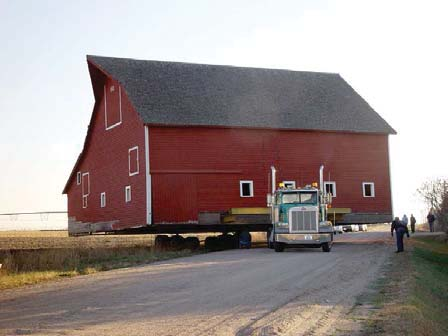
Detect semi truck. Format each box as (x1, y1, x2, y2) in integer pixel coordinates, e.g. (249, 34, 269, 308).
(267, 165, 334, 252)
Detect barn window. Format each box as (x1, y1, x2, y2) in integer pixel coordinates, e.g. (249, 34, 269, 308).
(125, 186, 132, 203)
(76, 172, 81, 185)
(82, 172, 90, 208)
(128, 146, 139, 176)
(100, 192, 106, 208)
(362, 182, 375, 197)
(283, 181, 296, 189)
(104, 83, 122, 130)
(82, 173, 90, 197)
(324, 181, 337, 197)
(240, 180, 253, 197)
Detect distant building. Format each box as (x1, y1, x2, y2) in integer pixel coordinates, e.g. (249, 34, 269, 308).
(63, 55, 395, 234)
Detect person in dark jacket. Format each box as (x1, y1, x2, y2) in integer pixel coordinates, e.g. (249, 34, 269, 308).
(427, 211, 436, 232)
(410, 214, 416, 233)
(391, 217, 410, 253)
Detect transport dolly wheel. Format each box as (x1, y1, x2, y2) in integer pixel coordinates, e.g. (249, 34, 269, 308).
(170, 235, 186, 251)
(322, 242, 332, 252)
(267, 228, 274, 249)
(154, 235, 170, 250)
(274, 242, 284, 252)
(184, 237, 200, 250)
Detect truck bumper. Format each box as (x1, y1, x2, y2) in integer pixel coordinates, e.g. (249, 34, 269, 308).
(275, 233, 332, 245)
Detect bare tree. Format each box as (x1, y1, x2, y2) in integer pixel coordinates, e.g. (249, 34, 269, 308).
(439, 188, 448, 233)
(417, 178, 448, 232)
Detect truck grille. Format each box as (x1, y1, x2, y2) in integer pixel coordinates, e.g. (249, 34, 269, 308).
(290, 209, 318, 232)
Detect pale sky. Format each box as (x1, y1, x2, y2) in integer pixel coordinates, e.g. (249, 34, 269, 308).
(1, 0, 447, 228)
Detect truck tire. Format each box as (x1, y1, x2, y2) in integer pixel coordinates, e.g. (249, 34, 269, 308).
(322, 242, 332, 252)
(274, 242, 284, 252)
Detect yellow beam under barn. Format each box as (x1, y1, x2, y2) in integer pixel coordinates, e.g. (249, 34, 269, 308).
(327, 208, 351, 214)
(229, 208, 271, 215)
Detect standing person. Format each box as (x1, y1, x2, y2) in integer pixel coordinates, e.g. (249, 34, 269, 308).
(410, 214, 416, 233)
(391, 217, 410, 253)
(402, 214, 408, 228)
(427, 211, 436, 232)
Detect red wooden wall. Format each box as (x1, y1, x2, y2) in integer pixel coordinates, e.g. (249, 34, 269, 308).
(149, 127, 392, 224)
(66, 70, 146, 229)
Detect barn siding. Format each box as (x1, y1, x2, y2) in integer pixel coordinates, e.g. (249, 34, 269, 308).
(66, 75, 146, 229)
(149, 127, 392, 223)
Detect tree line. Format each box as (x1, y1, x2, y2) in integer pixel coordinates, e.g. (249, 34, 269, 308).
(417, 178, 448, 233)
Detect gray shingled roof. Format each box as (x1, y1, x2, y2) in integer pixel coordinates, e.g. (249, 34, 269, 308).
(88, 55, 396, 134)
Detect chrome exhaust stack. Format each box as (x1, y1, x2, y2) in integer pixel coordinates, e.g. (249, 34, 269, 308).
(319, 165, 324, 195)
(271, 166, 277, 194)
(319, 165, 325, 223)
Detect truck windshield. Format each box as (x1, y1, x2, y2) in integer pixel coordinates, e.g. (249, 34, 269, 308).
(282, 192, 317, 205)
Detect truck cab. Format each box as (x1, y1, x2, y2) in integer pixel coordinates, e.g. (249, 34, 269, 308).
(268, 166, 334, 252)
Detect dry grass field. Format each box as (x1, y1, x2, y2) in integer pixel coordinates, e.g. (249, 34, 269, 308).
(0, 230, 267, 290)
(0, 231, 197, 290)
(0, 230, 156, 250)
(0, 230, 268, 250)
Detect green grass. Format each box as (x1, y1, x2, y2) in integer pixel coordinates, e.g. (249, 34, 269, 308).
(408, 236, 448, 336)
(0, 247, 196, 290)
(358, 234, 448, 336)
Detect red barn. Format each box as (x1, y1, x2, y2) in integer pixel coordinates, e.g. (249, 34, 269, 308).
(63, 55, 396, 235)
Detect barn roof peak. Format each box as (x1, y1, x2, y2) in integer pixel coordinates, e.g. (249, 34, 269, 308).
(87, 55, 396, 135)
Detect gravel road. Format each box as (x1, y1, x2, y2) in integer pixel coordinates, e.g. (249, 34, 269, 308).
(0, 231, 393, 336)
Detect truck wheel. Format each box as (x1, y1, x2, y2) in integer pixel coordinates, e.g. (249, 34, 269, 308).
(274, 243, 284, 252)
(322, 242, 332, 252)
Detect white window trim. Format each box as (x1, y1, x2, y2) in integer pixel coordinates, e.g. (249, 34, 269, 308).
(128, 146, 139, 176)
(76, 172, 81, 185)
(283, 181, 296, 189)
(362, 182, 375, 197)
(82, 172, 90, 197)
(145, 126, 152, 225)
(125, 185, 132, 203)
(104, 84, 123, 130)
(100, 192, 106, 208)
(82, 195, 88, 209)
(240, 180, 254, 198)
(324, 181, 337, 197)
